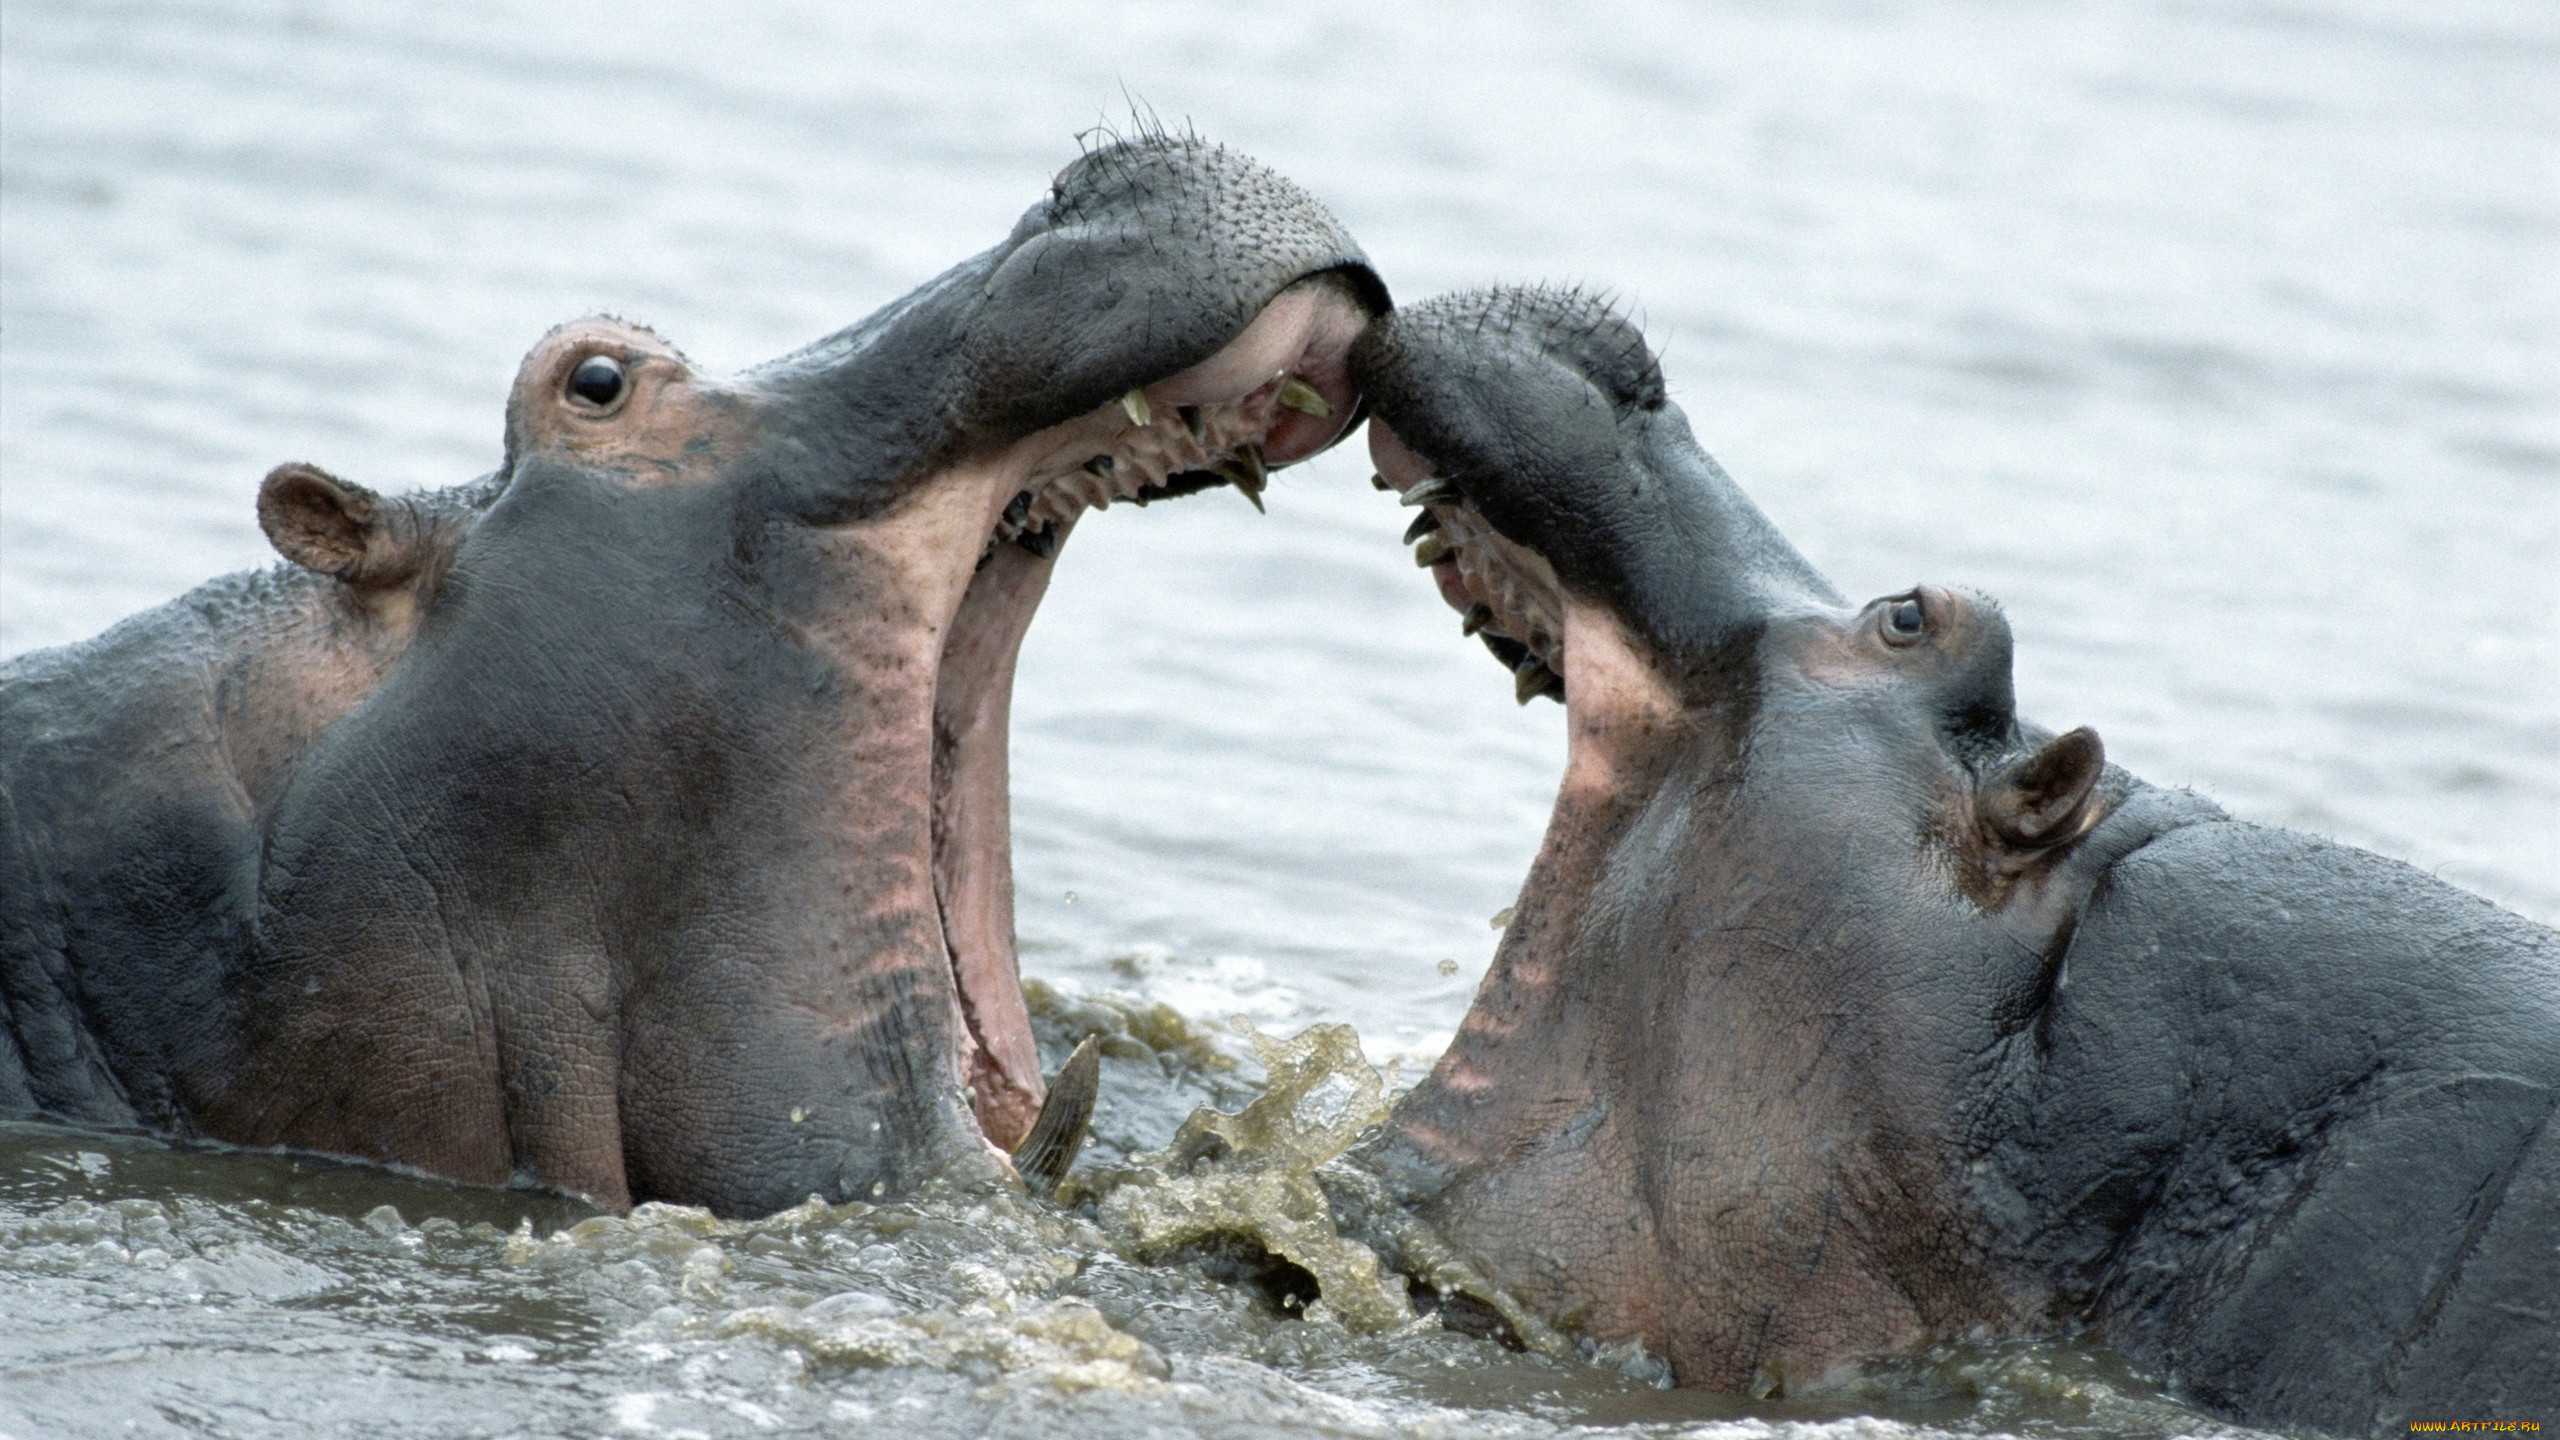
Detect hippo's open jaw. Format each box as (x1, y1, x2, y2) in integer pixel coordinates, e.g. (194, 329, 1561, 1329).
(484, 294, 1371, 1164)
(918, 273, 1373, 1157)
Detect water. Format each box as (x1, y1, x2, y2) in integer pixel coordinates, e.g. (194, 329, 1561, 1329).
(2, 0, 2553, 1434)
(0, 999, 2262, 1440)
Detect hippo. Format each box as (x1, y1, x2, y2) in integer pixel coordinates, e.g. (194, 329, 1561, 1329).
(1344, 287, 2558, 1435)
(0, 134, 1385, 1217)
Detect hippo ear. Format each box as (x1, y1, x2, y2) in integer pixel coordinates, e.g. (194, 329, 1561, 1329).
(258, 463, 423, 590)
(1981, 727, 2105, 850)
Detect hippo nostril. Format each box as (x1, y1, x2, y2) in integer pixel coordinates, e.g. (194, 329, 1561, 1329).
(567, 355, 626, 408)
(1885, 596, 1925, 645)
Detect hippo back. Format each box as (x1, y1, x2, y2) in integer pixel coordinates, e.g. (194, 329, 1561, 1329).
(2, 570, 304, 1126)
(1982, 815, 2560, 1432)
(2, 469, 483, 1132)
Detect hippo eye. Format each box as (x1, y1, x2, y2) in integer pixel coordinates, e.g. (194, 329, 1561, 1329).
(567, 355, 626, 408)
(1883, 595, 1925, 645)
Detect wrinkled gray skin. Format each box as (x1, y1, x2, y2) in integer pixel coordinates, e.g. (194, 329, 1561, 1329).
(1347, 287, 2558, 1436)
(1, 135, 1384, 1217)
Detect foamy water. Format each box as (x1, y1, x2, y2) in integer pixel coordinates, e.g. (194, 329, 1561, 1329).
(3, 1, 2553, 1434)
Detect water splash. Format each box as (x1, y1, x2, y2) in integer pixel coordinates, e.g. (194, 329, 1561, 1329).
(1061, 1022, 1413, 1331)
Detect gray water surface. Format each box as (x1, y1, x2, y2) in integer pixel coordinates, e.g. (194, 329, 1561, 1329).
(3, 1, 2554, 1435)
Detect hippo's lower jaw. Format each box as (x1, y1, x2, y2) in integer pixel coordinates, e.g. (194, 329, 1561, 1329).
(912, 275, 1372, 1155)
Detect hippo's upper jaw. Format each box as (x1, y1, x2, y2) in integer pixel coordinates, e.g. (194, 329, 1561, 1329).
(0, 134, 1382, 1221)
(1347, 289, 2558, 1432)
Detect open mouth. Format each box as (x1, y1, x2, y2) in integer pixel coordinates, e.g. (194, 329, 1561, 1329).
(923, 271, 1376, 1156)
(1368, 421, 1571, 709)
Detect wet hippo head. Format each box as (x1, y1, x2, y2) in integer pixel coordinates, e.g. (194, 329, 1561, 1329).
(184, 135, 1381, 1216)
(1357, 287, 2110, 941)
(1347, 288, 2560, 1432)
(1350, 287, 2130, 1387)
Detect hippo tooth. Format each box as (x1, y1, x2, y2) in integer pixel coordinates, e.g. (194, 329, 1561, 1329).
(1515, 655, 1556, 702)
(1179, 405, 1207, 444)
(1015, 526, 1058, 559)
(1120, 388, 1152, 428)
(1216, 447, 1269, 514)
(1277, 377, 1333, 418)
(1011, 1035, 1102, 1197)
(1215, 447, 1267, 489)
(1404, 511, 1443, 545)
(1461, 602, 1495, 636)
(1512, 656, 1558, 705)
(1402, 477, 1459, 507)
(1415, 535, 1455, 567)
(1371, 472, 1395, 492)
(1083, 455, 1115, 477)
